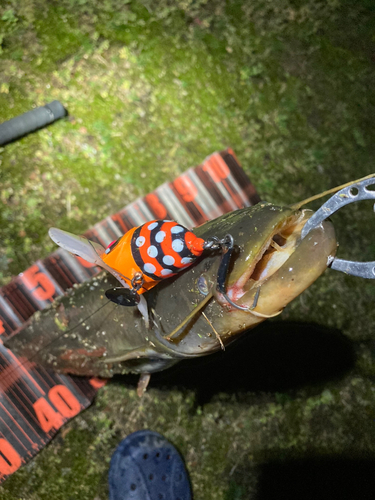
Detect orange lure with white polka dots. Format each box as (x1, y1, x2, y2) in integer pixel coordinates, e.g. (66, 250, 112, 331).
(102, 220, 206, 294)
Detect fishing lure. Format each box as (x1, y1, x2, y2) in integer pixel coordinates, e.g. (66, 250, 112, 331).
(49, 220, 234, 320)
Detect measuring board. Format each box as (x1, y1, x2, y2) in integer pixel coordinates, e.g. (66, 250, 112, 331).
(0, 149, 260, 481)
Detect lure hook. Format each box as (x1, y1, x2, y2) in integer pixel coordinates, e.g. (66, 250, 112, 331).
(105, 273, 144, 306)
(301, 176, 375, 279)
(215, 235, 281, 317)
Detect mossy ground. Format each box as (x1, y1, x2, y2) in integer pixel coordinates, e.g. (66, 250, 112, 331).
(0, 0, 375, 498)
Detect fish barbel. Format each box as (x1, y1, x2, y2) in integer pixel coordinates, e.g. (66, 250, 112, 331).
(5, 175, 375, 384)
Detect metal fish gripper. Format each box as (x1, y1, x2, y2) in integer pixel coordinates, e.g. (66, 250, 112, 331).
(301, 176, 375, 279)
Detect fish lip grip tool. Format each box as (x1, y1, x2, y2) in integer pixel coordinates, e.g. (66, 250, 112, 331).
(301, 176, 375, 279)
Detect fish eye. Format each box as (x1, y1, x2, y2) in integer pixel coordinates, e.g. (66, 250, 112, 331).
(105, 236, 122, 254)
(197, 275, 209, 295)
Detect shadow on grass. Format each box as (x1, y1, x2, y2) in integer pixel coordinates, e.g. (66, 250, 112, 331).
(113, 321, 355, 405)
(224, 455, 375, 500)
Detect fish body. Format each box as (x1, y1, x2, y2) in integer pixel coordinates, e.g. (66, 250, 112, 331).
(6, 202, 337, 378)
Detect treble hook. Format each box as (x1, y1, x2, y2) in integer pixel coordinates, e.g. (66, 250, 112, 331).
(105, 273, 144, 306)
(216, 235, 281, 317)
(301, 176, 375, 279)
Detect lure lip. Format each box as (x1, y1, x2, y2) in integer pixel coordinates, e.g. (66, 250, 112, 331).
(48, 227, 105, 264)
(48, 227, 132, 289)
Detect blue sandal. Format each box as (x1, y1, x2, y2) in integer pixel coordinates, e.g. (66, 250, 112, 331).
(109, 430, 192, 500)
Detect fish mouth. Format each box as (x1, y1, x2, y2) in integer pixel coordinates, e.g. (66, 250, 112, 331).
(216, 209, 337, 316)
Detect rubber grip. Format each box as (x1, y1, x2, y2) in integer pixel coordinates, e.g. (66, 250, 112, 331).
(0, 101, 67, 146)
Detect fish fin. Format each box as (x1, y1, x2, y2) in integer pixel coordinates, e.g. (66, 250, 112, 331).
(104, 288, 150, 326)
(137, 373, 151, 397)
(163, 291, 213, 340)
(137, 294, 149, 328)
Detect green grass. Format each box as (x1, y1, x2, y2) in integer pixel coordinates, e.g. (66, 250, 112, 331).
(1, 0, 375, 498)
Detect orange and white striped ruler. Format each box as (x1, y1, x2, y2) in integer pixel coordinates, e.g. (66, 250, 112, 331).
(0, 149, 259, 481)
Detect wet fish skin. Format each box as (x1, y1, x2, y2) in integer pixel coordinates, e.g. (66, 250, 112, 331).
(5, 203, 337, 377)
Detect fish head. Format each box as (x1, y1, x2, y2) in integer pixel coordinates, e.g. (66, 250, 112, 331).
(152, 202, 337, 355)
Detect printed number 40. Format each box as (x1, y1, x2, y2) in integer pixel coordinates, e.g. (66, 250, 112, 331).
(0, 385, 81, 477)
(33, 385, 81, 433)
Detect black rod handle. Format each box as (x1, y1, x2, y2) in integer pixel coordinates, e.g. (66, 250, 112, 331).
(0, 100, 67, 146)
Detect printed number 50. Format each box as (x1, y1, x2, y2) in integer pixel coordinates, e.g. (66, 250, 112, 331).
(22, 265, 55, 302)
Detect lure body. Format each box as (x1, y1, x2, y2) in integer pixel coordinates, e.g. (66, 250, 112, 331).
(103, 220, 206, 294)
(49, 220, 210, 312)
(49, 219, 234, 326)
